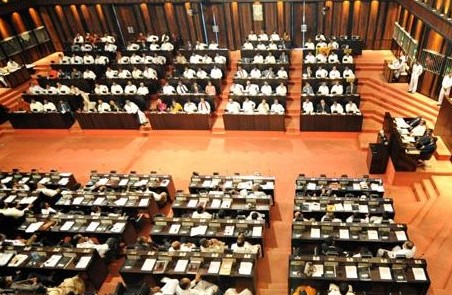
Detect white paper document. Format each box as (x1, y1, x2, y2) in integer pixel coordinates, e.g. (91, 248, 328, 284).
(359, 205, 369, 213)
(383, 204, 393, 212)
(73, 197, 84, 205)
(141, 258, 156, 271)
(169, 224, 181, 234)
(345, 265, 358, 278)
(44, 255, 62, 267)
(379, 266, 392, 280)
(224, 225, 235, 236)
(138, 198, 149, 207)
(111, 222, 125, 233)
(210, 199, 221, 208)
(86, 222, 100, 232)
(93, 197, 105, 206)
(174, 259, 189, 272)
(412, 267, 427, 281)
(238, 261, 253, 275)
(60, 221, 74, 231)
(367, 230, 379, 240)
(75, 256, 91, 269)
(187, 199, 198, 208)
(114, 198, 127, 206)
(310, 228, 321, 238)
(26, 221, 44, 233)
(221, 199, 232, 208)
(190, 225, 207, 236)
(339, 229, 350, 239)
(343, 203, 353, 211)
(252, 226, 262, 237)
(208, 261, 221, 274)
(312, 264, 324, 277)
(395, 231, 407, 241)
(0, 253, 14, 266)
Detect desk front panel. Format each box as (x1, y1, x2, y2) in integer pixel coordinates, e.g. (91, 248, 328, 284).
(300, 114, 363, 131)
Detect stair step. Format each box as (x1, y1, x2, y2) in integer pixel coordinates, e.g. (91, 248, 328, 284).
(412, 182, 428, 203)
(421, 178, 439, 200)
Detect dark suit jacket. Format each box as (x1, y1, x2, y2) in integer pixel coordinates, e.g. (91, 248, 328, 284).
(316, 103, 330, 113)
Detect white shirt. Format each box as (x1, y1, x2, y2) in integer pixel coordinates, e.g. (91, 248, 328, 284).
(253, 55, 264, 64)
(111, 84, 124, 94)
(184, 102, 198, 113)
(124, 101, 140, 114)
(316, 54, 327, 63)
(226, 101, 241, 113)
(118, 70, 131, 79)
(163, 85, 176, 94)
(132, 69, 143, 79)
(198, 100, 211, 114)
(95, 56, 108, 65)
(208, 43, 219, 49)
(342, 55, 354, 63)
(270, 33, 280, 41)
(303, 101, 314, 114)
(203, 55, 213, 63)
(343, 69, 355, 78)
(328, 54, 339, 63)
(236, 69, 248, 78)
(44, 101, 57, 111)
(330, 103, 344, 114)
(230, 84, 244, 95)
(268, 43, 278, 50)
(276, 85, 287, 96)
(257, 43, 267, 50)
(261, 85, 272, 95)
(83, 55, 94, 64)
(346, 102, 360, 114)
(192, 211, 212, 219)
(246, 84, 259, 95)
(258, 33, 268, 41)
(57, 85, 71, 94)
(137, 86, 149, 95)
(242, 100, 256, 113)
(243, 42, 254, 50)
(305, 54, 315, 63)
(118, 56, 130, 64)
(265, 55, 276, 64)
(257, 102, 269, 114)
(143, 68, 157, 80)
(316, 68, 328, 78)
(250, 69, 261, 78)
(442, 75, 452, 89)
(412, 64, 423, 77)
(104, 43, 117, 52)
(94, 85, 109, 94)
(77, 240, 109, 257)
(210, 68, 223, 79)
(29, 85, 45, 94)
(127, 43, 140, 51)
(277, 70, 288, 79)
(190, 54, 203, 63)
(45, 87, 58, 94)
(31, 101, 44, 112)
(130, 55, 143, 64)
(331, 84, 344, 95)
(125, 84, 137, 94)
(161, 42, 174, 51)
(105, 69, 118, 79)
(411, 124, 427, 137)
(183, 69, 196, 79)
(271, 103, 285, 114)
(248, 34, 258, 41)
(97, 102, 111, 112)
(214, 55, 226, 64)
(83, 70, 96, 80)
(196, 70, 208, 79)
(304, 42, 315, 49)
(329, 70, 341, 79)
(318, 85, 329, 95)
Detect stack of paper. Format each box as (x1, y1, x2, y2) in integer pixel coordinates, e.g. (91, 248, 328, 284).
(187, 199, 198, 208)
(26, 221, 44, 233)
(221, 199, 232, 208)
(208, 261, 221, 274)
(138, 198, 150, 207)
(174, 259, 189, 272)
(86, 222, 100, 232)
(111, 223, 125, 233)
(252, 226, 262, 237)
(190, 225, 207, 236)
(75, 256, 91, 269)
(345, 265, 358, 278)
(115, 198, 127, 206)
(210, 199, 221, 208)
(60, 221, 74, 231)
(219, 258, 234, 275)
(395, 231, 407, 241)
(224, 225, 235, 236)
(44, 255, 62, 268)
(310, 228, 321, 238)
(141, 258, 156, 271)
(379, 266, 392, 280)
(412, 267, 427, 281)
(238, 261, 253, 275)
(93, 197, 105, 206)
(73, 197, 84, 205)
(169, 224, 181, 234)
(339, 229, 350, 239)
(367, 230, 379, 240)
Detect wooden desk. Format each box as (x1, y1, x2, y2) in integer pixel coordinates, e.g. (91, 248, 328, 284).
(151, 216, 265, 250)
(9, 112, 75, 129)
(86, 172, 176, 201)
(75, 112, 141, 129)
(3, 67, 31, 88)
(159, 94, 217, 112)
(18, 214, 137, 244)
(148, 112, 212, 130)
(295, 175, 384, 197)
(301, 63, 356, 73)
(172, 192, 272, 226)
(37, 77, 93, 93)
(0, 246, 108, 290)
(288, 256, 430, 295)
(229, 95, 287, 110)
(0, 170, 78, 190)
(300, 114, 363, 132)
(223, 113, 285, 131)
(383, 60, 409, 83)
(54, 191, 158, 217)
(383, 112, 420, 171)
(23, 93, 84, 112)
(291, 221, 409, 255)
(293, 196, 395, 221)
(120, 250, 257, 293)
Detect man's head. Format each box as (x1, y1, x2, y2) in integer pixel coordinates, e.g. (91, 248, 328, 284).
(179, 278, 191, 290)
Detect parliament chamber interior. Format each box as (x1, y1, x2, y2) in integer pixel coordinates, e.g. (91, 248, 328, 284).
(0, 0, 451, 294)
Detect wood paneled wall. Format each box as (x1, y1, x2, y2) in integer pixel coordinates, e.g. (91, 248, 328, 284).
(0, 1, 400, 51)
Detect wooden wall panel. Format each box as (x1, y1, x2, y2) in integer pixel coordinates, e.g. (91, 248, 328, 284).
(366, 0, 379, 48)
(190, 3, 204, 42)
(68, 5, 85, 34)
(239, 2, 253, 41)
(54, 6, 72, 42)
(184, 3, 198, 42)
(115, 5, 139, 41)
(263, 3, 277, 34)
(174, 4, 191, 44)
(164, 3, 178, 37)
(39, 7, 62, 50)
(223, 3, 235, 48)
(211, 4, 227, 47)
(230, 1, 241, 47)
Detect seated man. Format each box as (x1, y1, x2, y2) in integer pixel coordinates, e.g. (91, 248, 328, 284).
(345, 100, 360, 114)
(315, 52, 327, 63)
(304, 39, 315, 50)
(329, 66, 341, 79)
(158, 274, 218, 295)
(168, 240, 196, 252)
(304, 52, 316, 63)
(303, 82, 314, 95)
(74, 234, 119, 258)
(257, 99, 270, 114)
(265, 52, 276, 64)
(342, 53, 353, 63)
(162, 82, 176, 95)
(198, 98, 211, 114)
(315, 67, 328, 78)
(331, 81, 344, 95)
(327, 283, 355, 295)
(317, 82, 330, 95)
(43, 99, 57, 112)
(170, 100, 183, 113)
(302, 98, 314, 114)
(230, 83, 244, 96)
(250, 67, 262, 79)
(410, 119, 427, 137)
(330, 101, 344, 114)
(243, 40, 254, 50)
(248, 31, 258, 41)
(328, 52, 339, 63)
(225, 98, 241, 114)
(260, 82, 272, 96)
(277, 67, 288, 79)
(231, 233, 261, 257)
(236, 66, 248, 78)
(200, 238, 226, 253)
(184, 99, 198, 113)
(192, 205, 212, 219)
(316, 99, 330, 114)
(242, 98, 256, 114)
(124, 81, 137, 94)
(30, 99, 44, 112)
(417, 137, 438, 166)
(271, 99, 285, 114)
(343, 66, 355, 79)
(276, 82, 287, 96)
(253, 53, 264, 64)
(377, 241, 416, 258)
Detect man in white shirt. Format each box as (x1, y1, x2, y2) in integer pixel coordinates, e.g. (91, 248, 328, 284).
(30, 99, 44, 112)
(45, 84, 58, 95)
(126, 42, 140, 51)
(43, 99, 57, 112)
(260, 82, 272, 95)
(153, 54, 166, 64)
(236, 66, 248, 78)
(230, 83, 244, 95)
(410, 119, 427, 137)
(124, 100, 148, 125)
(29, 84, 45, 94)
(73, 33, 84, 43)
(0, 202, 32, 219)
(195, 41, 207, 50)
(111, 82, 124, 94)
(56, 83, 71, 94)
(265, 53, 276, 64)
(198, 98, 211, 114)
(105, 68, 118, 79)
(271, 99, 285, 114)
(214, 53, 226, 64)
(253, 53, 264, 64)
(302, 98, 314, 114)
(124, 81, 137, 94)
(270, 31, 280, 41)
(248, 31, 258, 41)
(245, 81, 259, 95)
(203, 54, 213, 63)
(408, 60, 424, 93)
(149, 41, 160, 51)
(210, 66, 222, 79)
(304, 52, 316, 63)
(342, 53, 353, 63)
(242, 98, 256, 114)
(345, 100, 360, 114)
(83, 69, 96, 80)
(70, 54, 83, 64)
(277, 67, 288, 79)
(243, 40, 254, 49)
(104, 42, 117, 52)
(250, 67, 262, 79)
(161, 41, 174, 51)
(331, 81, 344, 95)
(268, 41, 278, 50)
(183, 67, 196, 79)
(94, 83, 109, 94)
(256, 42, 267, 50)
(343, 66, 355, 78)
(146, 34, 159, 42)
(316, 52, 327, 63)
(97, 100, 111, 112)
(226, 98, 241, 113)
(257, 99, 270, 114)
(318, 82, 330, 95)
(184, 99, 198, 113)
(83, 53, 94, 64)
(118, 54, 130, 64)
(176, 81, 189, 94)
(304, 39, 315, 49)
(276, 82, 287, 96)
(136, 83, 149, 95)
(162, 82, 176, 94)
(196, 68, 208, 79)
(315, 67, 328, 78)
(143, 66, 157, 80)
(329, 66, 341, 79)
(438, 72, 452, 105)
(328, 52, 339, 63)
(131, 67, 143, 79)
(377, 241, 416, 258)
(94, 55, 109, 65)
(262, 67, 275, 78)
(258, 30, 268, 41)
(315, 32, 326, 41)
(130, 53, 142, 64)
(330, 101, 344, 114)
(192, 206, 212, 219)
(316, 41, 327, 48)
(208, 42, 219, 49)
(118, 68, 131, 79)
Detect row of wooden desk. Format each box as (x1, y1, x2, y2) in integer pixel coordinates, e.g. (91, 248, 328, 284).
(300, 114, 363, 132)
